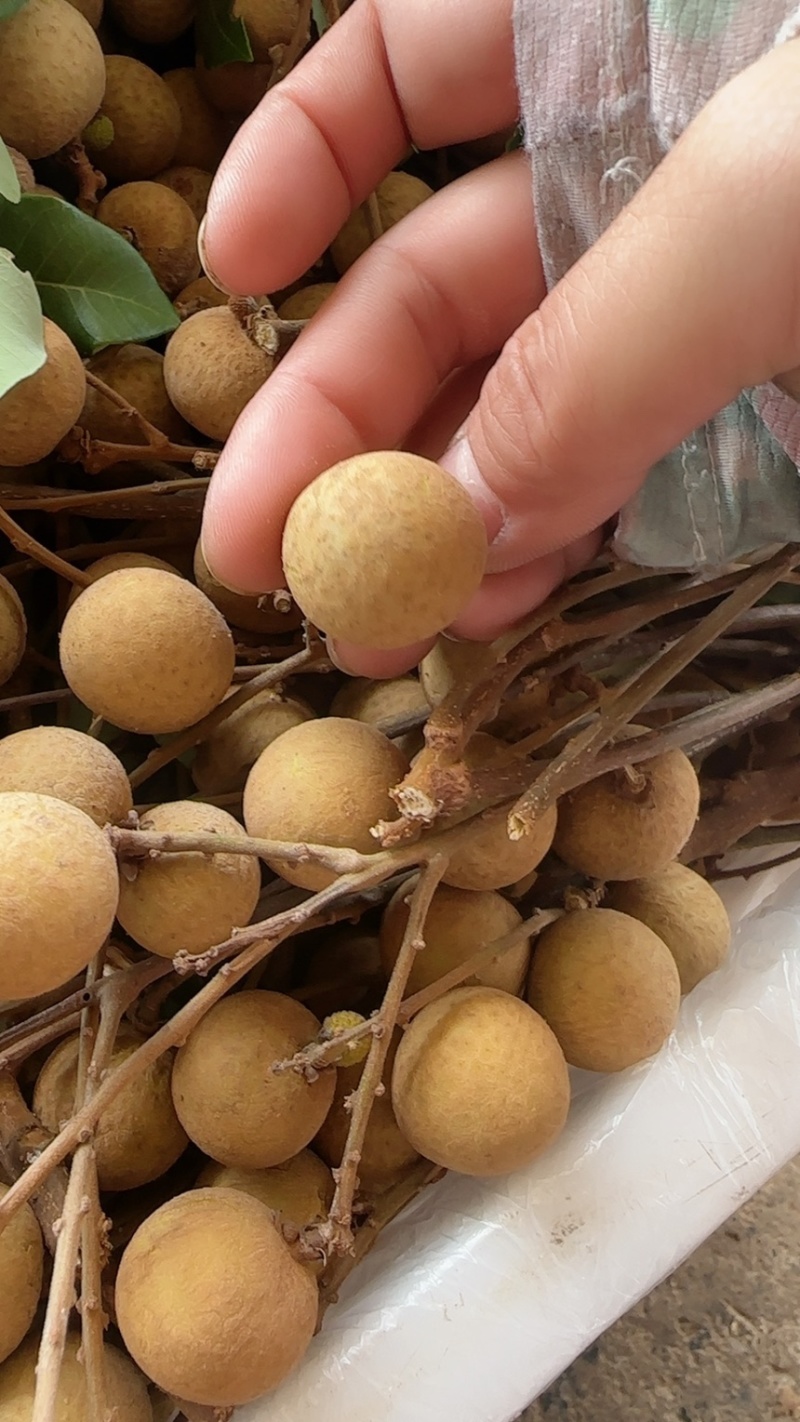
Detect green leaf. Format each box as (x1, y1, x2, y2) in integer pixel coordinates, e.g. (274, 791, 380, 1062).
(311, 0, 330, 34)
(196, 0, 253, 68)
(0, 194, 180, 355)
(0, 138, 21, 204)
(505, 124, 524, 153)
(0, 0, 28, 19)
(0, 249, 45, 401)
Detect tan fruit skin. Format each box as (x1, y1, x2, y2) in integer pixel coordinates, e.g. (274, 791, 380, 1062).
(243, 717, 409, 891)
(195, 53, 272, 116)
(0, 573, 26, 687)
(277, 282, 337, 320)
(171, 991, 336, 1169)
(0, 0, 106, 159)
(89, 55, 181, 181)
(193, 539, 302, 634)
(235, 0, 299, 58)
(553, 748, 701, 881)
(198, 1150, 334, 1273)
(527, 907, 682, 1072)
(331, 172, 434, 273)
(282, 452, 488, 649)
(0, 1185, 43, 1366)
(163, 306, 273, 440)
(192, 689, 314, 796)
(83, 343, 191, 445)
(0, 319, 86, 466)
(0, 725, 132, 826)
(315, 1032, 420, 1190)
(7, 147, 34, 192)
(380, 882, 530, 998)
(392, 986, 571, 1177)
(110, 0, 195, 43)
(163, 68, 228, 171)
(155, 164, 213, 222)
(419, 636, 497, 707)
(174, 274, 230, 317)
(606, 861, 732, 994)
(97, 182, 200, 297)
(66, 551, 181, 609)
(0, 1333, 153, 1421)
(66, 0, 104, 26)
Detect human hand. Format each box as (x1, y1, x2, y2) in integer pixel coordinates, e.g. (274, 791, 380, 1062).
(199, 0, 800, 677)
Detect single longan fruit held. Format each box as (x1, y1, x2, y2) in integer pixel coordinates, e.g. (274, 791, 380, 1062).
(316, 1031, 419, 1192)
(440, 735, 558, 891)
(34, 1028, 188, 1191)
(0, 792, 119, 1000)
(0, 1333, 153, 1421)
(110, 0, 195, 43)
(59, 567, 235, 734)
(277, 282, 337, 320)
(82, 344, 190, 446)
(192, 688, 314, 796)
(243, 717, 409, 890)
(331, 172, 434, 274)
(163, 68, 228, 170)
(606, 862, 731, 995)
(0, 725, 132, 826)
(116, 1189, 317, 1407)
(553, 748, 701, 881)
(198, 1149, 334, 1272)
(0, 318, 85, 466)
(381, 881, 530, 998)
(0, 1184, 43, 1366)
(97, 182, 200, 296)
(171, 991, 336, 1169)
(0, 0, 106, 159)
(0, 574, 26, 687)
(193, 539, 302, 634)
(527, 907, 681, 1072)
(392, 987, 570, 1177)
(155, 164, 213, 222)
(116, 801, 262, 959)
(282, 452, 487, 649)
(87, 56, 181, 181)
(164, 306, 274, 440)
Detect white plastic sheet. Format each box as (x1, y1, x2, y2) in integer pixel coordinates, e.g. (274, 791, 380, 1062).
(242, 858, 800, 1422)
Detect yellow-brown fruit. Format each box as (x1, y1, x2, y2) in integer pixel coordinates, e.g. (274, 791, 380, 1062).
(155, 164, 213, 222)
(419, 635, 497, 706)
(553, 749, 701, 881)
(110, 0, 195, 43)
(0, 725, 131, 826)
(277, 281, 336, 320)
(116, 1188, 317, 1407)
(163, 67, 228, 170)
(164, 306, 273, 439)
(6, 147, 34, 193)
(392, 986, 570, 1176)
(316, 1031, 419, 1191)
(67, 0, 104, 25)
(193, 538, 302, 633)
(0, 0, 106, 159)
(195, 53, 272, 115)
(0, 574, 25, 688)
(243, 717, 408, 890)
(0, 1184, 43, 1366)
(331, 172, 434, 274)
(116, 800, 261, 959)
(198, 1149, 334, 1269)
(380, 880, 530, 998)
(0, 1333, 153, 1421)
(330, 673, 427, 759)
(235, 0, 299, 58)
(67, 551, 181, 611)
(82, 343, 191, 444)
(192, 688, 314, 796)
(34, 1029, 188, 1191)
(0, 317, 85, 466)
(527, 907, 681, 1072)
(441, 735, 557, 891)
(282, 452, 487, 649)
(174, 274, 229, 318)
(87, 55, 180, 181)
(301, 926, 384, 1020)
(59, 567, 235, 734)
(0, 792, 119, 999)
(606, 862, 731, 995)
(97, 181, 200, 296)
(171, 991, 336, 1168)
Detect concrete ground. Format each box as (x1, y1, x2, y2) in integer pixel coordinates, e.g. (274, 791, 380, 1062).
(522, 1155, 800, 1422)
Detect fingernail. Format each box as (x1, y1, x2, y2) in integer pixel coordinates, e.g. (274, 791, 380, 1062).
(439, 434, 504, 543)
(197, 215, 237, 297)
(199, 529, 265, 598)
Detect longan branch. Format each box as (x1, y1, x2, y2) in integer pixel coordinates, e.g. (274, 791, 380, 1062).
(0, 503, 91, 587)
(0, 1073, 69, 1254)
(109, 825, 373, 877)
(59, 373, 219, 475)
(273, 1015, 380, 1078)
(32, 1145, 95, 1422)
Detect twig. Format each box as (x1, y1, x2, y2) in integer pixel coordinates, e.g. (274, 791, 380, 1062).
(0, 503, 90, 586)
(110, 825, 373, 876)
(58, 374, 217, 474)
(0, 1073, 69, 1254)
(0, 687, 72, 716)
(273, 1014, 380, 1078)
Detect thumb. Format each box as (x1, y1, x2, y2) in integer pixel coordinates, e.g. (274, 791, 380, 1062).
(441, 38, 800, 579)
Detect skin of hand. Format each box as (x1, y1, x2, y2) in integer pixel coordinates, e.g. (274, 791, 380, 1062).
(199, 0, 800, 679)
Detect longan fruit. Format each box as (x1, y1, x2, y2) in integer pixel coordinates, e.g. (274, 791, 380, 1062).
(330, 172, 434, 274)
(0, 1332, 153, 1421)
(87, 56, 181, 181)
(0, 574, 25, 688)
(171, 991, 336, 1168)
(527, 907, 681, 1072)
(34, 1028, 188, 1191)
(116, 800, 262, 959)
(301, 926, 384, 1020)
(155, 164, 212, 222)
(164, 305, 273, 440)
(277, 282, 337, 320)
(243, 717, 409, 890)
(419, 635, 497, 706)
(331, 673, 427, 758)
(0, 792, 119, 1000)
(116, 1188, 317, 1407)
(163, 67, 228, 171)
(192, 688, 314, 796)
(97, 182, 200, 297)
(282, 452, 488, 649)
(0, 725, 131, 826)
(553, 748, 701, 881)
(380, 880, 530, 998)
(82, 343, 191, 445)
(198, 1148, 333, 1262)
(110, 0, 195, 43)
(193, 538, 302, 633)
(0, 318, 85, 466)
(440, 735, 557, 891)
(174, 274, 229, 318)
(0, 1184, 43, 1366)
(195, 53, 271, 116)
(67, 0, 104, 25)
(606, 861, 731, 995)
(235, 0, 299, 59)
(0, 0, 106, 159)
(6, 146, 34, 193)
(392, 986, 570, 1176)
(67, 551, 181, 610)
(315, 1031, 419, 1192)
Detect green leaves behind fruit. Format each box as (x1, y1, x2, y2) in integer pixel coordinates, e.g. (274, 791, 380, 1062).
(311, 0, 331, 35)
(196, 0, 254, 68)
(0, 249, 46, 401)
(0, 194, 180, 356)
(0, 138, 21, 204)
(0, 0, 28, 19)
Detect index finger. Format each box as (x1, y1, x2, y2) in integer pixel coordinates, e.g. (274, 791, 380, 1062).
(202, 0, 516, 295)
